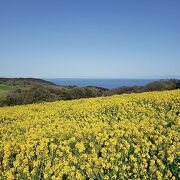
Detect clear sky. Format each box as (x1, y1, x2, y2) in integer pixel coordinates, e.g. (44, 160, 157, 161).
(0, 0, 180, 78)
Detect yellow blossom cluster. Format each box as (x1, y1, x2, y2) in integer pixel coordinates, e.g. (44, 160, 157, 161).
(0, 90, 180, 179)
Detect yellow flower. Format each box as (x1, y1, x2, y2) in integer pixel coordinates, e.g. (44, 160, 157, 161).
(44, 173, 48, 179)
(150, 160, 155, 166)
(156, 171, 162, 180)
(130, 155, 136, 161)
(86, 168, 93, 176)
(0, 90, 179, 179)
(167, 155, 174, 163)
(167, 170, 172, 177)
(23, 167, 29, 174)
(75, 142, 85, 153)
(71, 166, 76, 171)
(104, 175, 109, 180)
(76, 171, 83, 180)
(33, 160, 40, 167)
(114, 165, 118, 171)
(5, 171, 15, 179)
(13, 161, 19, 168)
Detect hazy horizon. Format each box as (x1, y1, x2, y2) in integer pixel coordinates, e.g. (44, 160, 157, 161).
(1, 75, 180, 80)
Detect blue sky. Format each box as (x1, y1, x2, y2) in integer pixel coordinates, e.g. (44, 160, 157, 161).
(0, 0, 180, 78)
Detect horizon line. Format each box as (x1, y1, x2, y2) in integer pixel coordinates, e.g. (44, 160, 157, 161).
(0, 76, 180, 80)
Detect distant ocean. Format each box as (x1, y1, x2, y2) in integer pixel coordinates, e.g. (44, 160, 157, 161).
(46, 78, 158, 89)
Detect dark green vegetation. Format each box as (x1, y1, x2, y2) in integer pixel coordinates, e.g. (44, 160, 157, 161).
(0, 78, 106, 106)
(176, 80, 180, 89)
(0, 78, 178, 106)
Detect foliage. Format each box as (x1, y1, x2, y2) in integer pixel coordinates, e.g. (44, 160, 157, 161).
(0, 90, 179, 179)
(0, 78, 179, 106)
(105, 79, 177, 96)
(144, 79, 177, 91)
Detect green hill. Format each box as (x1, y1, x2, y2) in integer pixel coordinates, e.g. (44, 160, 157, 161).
(0, 78, 178, 107)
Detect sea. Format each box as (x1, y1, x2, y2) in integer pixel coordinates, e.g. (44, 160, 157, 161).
(46, 78, 158, 89)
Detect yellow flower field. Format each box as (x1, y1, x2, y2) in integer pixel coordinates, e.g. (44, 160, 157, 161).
(0, 90, 180, 180)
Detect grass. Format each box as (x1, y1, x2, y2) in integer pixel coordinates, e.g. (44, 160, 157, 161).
(0, 84, 12, 91)
(0, 84, 12, 99)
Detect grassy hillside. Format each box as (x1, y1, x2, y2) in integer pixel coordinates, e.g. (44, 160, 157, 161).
(0, 90, 179, 179)
(0, 78, 178, 106)
(0, 78, 56, 99)
(0, 78, 55, 86)
(0, 78, 106, 106)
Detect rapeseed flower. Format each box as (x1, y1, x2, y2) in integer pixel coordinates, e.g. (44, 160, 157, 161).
(0, 90, 179, 179)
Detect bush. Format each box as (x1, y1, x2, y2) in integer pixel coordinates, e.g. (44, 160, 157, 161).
(144, 79, 177, 91)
